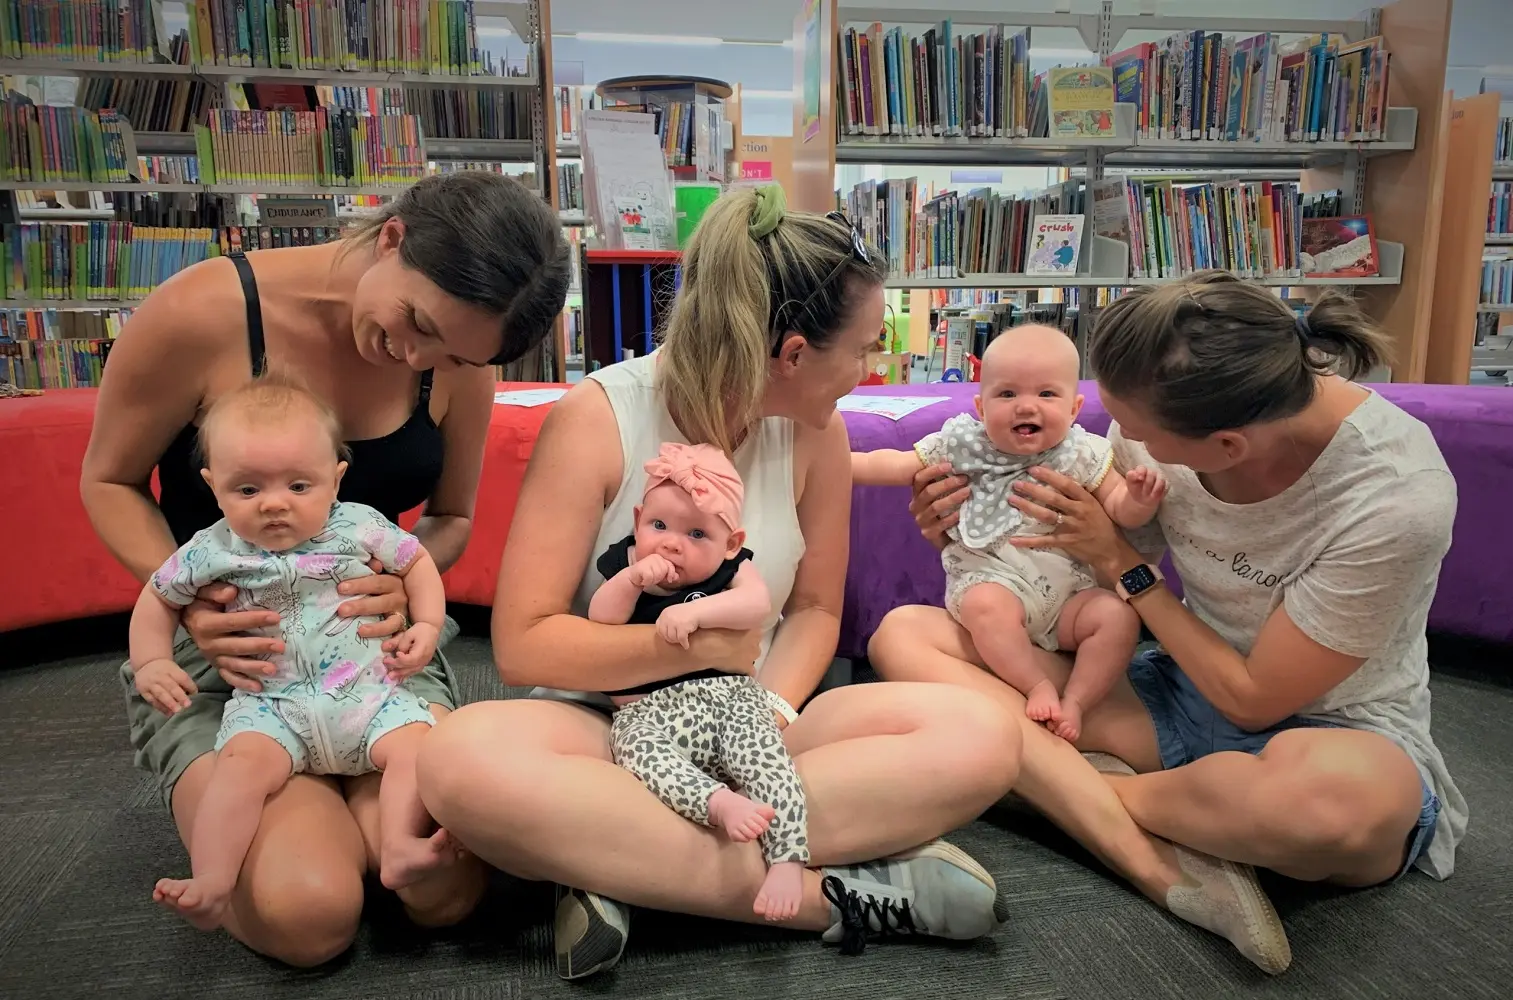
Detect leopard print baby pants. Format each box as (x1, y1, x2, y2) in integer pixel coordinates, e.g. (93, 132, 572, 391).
(610, 674, 809, 866)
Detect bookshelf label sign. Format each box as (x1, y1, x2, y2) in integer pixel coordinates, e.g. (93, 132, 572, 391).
(258, 200, 338, 226)
(741, 161, 774, 180)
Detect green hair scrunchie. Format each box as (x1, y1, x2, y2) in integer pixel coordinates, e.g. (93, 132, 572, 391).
(748, 184, 787, 241)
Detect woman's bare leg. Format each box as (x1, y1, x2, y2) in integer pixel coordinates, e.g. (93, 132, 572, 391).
(1107, 727, 1424, 886)
(345, 705, 488, 928)
(869, 605, 1292, 974)
(169, 753, 367, 968)
(416, 681, 1021, 932)
(868, 605, 1181, 899)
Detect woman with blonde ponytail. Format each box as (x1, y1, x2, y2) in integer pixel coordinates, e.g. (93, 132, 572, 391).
(418, 185, 1022, 976)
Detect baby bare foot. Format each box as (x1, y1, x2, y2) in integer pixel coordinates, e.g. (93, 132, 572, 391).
(707, 787, 775, 843)
(1024, 679, 1062, 725)
(380, 828, 453, 890)
(153, 876, 232, 931)
(753, 861, 806, 921)
(1052, 697, 1084, 742)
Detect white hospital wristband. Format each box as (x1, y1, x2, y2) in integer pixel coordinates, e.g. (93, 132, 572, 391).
(766, 690, 799, 726)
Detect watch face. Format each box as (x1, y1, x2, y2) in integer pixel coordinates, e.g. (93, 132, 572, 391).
(1121, 564, 1158, 595)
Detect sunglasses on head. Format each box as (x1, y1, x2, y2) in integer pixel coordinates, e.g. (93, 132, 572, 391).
(769, 211, 871, 358)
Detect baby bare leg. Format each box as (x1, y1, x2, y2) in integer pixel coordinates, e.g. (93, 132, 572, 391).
(154, 731, 292, 930)
(370, 722, 450, 891)
(956, 582, 1061, 725)
(1053, 589, 1142, 743)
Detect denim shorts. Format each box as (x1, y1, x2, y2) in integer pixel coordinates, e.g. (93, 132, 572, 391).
(1127, 649, 1440, 880)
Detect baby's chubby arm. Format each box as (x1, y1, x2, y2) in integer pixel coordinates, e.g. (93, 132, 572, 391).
(384, 546, 447, 674)
(851, 448, 925, 486)
(1094, 465, 1168, 529)
(587, 564, 648, 625)
(129, 586, 196, 714)
(657, 562, 770, 648)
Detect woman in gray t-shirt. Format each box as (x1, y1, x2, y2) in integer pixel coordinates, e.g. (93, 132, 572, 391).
(870, 270, 1466, 977)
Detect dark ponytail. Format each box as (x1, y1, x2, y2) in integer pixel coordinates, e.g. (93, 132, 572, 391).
(1089, 270, 1392, 437)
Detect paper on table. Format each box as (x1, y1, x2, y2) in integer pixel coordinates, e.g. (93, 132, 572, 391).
(494, 388, 568, 407)
(836, 395, 951, 421)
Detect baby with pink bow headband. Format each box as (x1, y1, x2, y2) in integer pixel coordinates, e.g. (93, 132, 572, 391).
(589, 442, 809, 925)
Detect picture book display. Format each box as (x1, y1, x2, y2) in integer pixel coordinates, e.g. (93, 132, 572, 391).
(1024, 215, 1085, 275)
(1298, 216, 1379, 278)
(1046, 67, 1116, 138)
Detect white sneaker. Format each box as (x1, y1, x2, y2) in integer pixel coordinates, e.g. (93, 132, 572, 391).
(553, 887, 629, 980)
(819, 839, 1006, 955)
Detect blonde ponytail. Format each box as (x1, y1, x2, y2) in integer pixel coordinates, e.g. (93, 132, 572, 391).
(656, 185, 888, 454)
(658, 188, 773, 455)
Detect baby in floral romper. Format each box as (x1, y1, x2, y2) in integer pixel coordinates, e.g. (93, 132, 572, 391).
(130, 376, 448, 929)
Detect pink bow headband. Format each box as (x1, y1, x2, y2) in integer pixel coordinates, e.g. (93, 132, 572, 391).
(642, 442, 745, 532)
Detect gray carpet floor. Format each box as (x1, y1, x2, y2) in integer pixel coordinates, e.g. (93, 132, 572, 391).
(2, 626, 1510, 1000)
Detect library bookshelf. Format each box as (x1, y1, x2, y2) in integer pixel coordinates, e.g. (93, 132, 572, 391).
(0, 0, 572, 386)
(790, 0, 1454, 383)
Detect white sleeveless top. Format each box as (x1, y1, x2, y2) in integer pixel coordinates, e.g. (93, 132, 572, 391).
(571, 352, 806, 674)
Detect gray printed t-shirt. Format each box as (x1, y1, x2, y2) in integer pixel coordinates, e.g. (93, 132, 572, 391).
(1111, 390, 1467, 880)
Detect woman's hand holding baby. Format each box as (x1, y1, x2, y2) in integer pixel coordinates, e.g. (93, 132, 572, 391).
(340, 558, 411, 646)
(135, 658, 198, 714)
(183, 582, 283, 692)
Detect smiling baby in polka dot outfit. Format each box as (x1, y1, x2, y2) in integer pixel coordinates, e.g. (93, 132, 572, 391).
(853, 325, 1167, 740)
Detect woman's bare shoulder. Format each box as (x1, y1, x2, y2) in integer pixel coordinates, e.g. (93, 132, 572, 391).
(530, 378, 623, 490)
(118, 256, 248, 355)
(790, 410, 851, 501)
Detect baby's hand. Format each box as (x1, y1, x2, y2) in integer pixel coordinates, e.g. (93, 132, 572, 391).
(385, 622, 440, 678)
(656, 603, 701, 648)
(628, 553, 679, 590)
(1125, 466, 1169, 508)
(135, 658, 197, 715)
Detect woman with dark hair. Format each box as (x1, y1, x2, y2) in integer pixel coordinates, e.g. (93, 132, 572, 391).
(870, 271, 1467, 975)
(417, 185, 1021, 979)
(81, 171, 573, 964)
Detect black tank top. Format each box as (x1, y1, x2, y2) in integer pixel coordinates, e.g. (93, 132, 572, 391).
(156, 252, 445, 544)
(595, 533, 755, 697)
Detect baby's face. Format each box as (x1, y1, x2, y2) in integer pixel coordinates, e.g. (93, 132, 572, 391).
(634, 483, 741, 587)
(976, 332, 1083, 456)
(201, 418, 345, 552)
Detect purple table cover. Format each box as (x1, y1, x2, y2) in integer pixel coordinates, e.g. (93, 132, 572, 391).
(837, 381, 1513, 659)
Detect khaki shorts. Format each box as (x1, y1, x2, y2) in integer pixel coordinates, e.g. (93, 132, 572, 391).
(120, 624, 460, 813)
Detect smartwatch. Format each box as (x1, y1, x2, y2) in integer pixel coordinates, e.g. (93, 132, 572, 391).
(1115, 563, 1164, 602)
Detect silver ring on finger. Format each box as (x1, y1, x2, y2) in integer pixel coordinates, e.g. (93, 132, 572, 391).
(1054, 511, 1065, 527)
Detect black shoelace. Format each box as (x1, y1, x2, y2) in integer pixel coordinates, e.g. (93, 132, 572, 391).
(821, 875, 919, 956)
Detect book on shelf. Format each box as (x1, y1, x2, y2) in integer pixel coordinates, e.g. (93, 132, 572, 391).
(1025, 215, 1085, 274)
(77, 62, 212, 135)
(837, 21, 1034, 138)
(3, 222, 220, 301)
(1, 98, 137, 184)
(321, 85, 534, 141)
(1490, 182, 1513, 237)
(1105, 31, 1391, 142)
(845, 177, 1084, 280)
(1299, 215, 1379, 279)
(0, 335, 115, 390)
(1497, 117, 1513, 165)
(185, 0, 510, 77)
(220, 225, 344, 252)
(1101, 176, 1318, 280)
(1483, 253, 1513, 307)
(194, 107, 426, 186)
(0, 0, 159, 62)
(1047, 67, 1116, 139)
